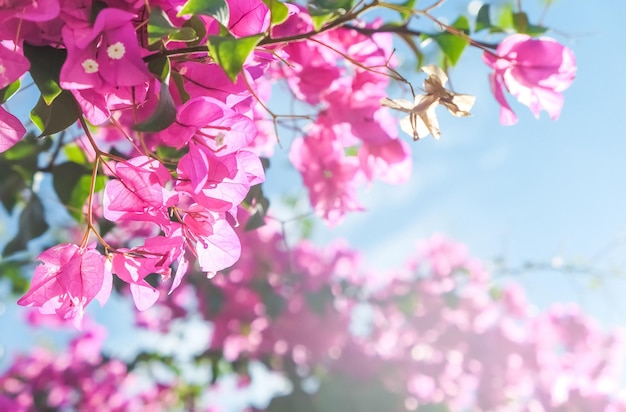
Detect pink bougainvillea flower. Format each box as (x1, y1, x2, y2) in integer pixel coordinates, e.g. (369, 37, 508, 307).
(289, 129, 363, 225)
(177, 62, 253, 110)
(0, 45, 29, 152)
(159, 96, 257, 152)
(192, 211, 241, 276)
(358, 138, 411, 185)
(60, 8, 151, 90)
(169, 206, 242, 278)
(0, 44, 29, 89)
(226, 0, 270, 37)
(176, 141, 263, 215)
(0, 106, 26, 153)
(111, 236, 185, 311)
(0, 0, 60, 22)
(483, 34, 576, 125)
(17, 243, 111, 328)
(103, 156, 177, 228)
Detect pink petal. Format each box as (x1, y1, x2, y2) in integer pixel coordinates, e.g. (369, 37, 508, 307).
(488, 73, 517, 126)
(0, 106, 26, 153)
(0, 44, 29, 89)
(196, 217, 241, 274)
(130, 282, 160, 311)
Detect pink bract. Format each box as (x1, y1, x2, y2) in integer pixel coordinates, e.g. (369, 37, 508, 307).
(60, 8, 150, 90)
(483, 34, 576, 125)
(111, 236, 186, 310)
(17, 243, 111, 328)
(0, 0, 60, 22)
(290, 131, 364, 225)
(103, 156, 177, 227)
(0, 106, 26, 153)
(225, 0, 270, 37)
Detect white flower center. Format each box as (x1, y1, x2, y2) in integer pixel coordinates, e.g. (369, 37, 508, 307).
(214, 133, 225, 147)
(81, 59, 99, 74)
(106, 42, 126, 60)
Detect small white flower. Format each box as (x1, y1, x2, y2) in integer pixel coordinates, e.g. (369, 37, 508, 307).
(81, 59, 99, 74)
(382, 65, 475, 140)
(106, 42, 126, 60)
(214, 132, 226, 147)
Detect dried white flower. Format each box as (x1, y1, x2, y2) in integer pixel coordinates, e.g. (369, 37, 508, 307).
(381, 65, 475, 140)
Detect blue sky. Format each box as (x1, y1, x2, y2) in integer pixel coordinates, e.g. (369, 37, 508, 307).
(293, 0, 626, 324)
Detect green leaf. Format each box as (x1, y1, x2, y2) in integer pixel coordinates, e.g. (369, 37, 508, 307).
(63, 143, 88, 165)
(475, 4, 491, 32)
(169, 27, 199, 42)
(172, 72, 191, 103)
(52, 160, 107, 222)
(133, 81, 177, 132)
(399, 0, 416, 21)
(52, 161, 89, 207)
(498, 4, 514, 29)
(307, 0, 352, 31)
(434, 16, 470, 66)
(0, 260, 30, 294)
(451, 15, 470, 34)
(508, 10, 547, 35)
(526, 24, 549, 36)
(208, 34, 263, 82)
(307, 3, 347, 31)
(262, 0, 289, 26)
(0, 79, 20, 104)
(489, 286, 503, 300)
(3, 193, 49, 257)
(2, 136, 45, 162)
(0, 136, 51, 212)
(66, 174, 106, 222)
(177, 0, 230, 27)
(310, 0, 352, 12)
(183, 15, 208, 47)
(148, 7, 199, 44)
(309, 10, 335, 31)
(30, 91, 81, 137)
(299, 216, 314, 239)
(513, 11, 529, 33)
(344, 146, 358, 157)
(148, 55, 171, 82)
(23, 43, 67, 105)
(148, 7, 180, 45)
(156, 145, 188, 162)
(243, 184, 270, 231)
(0, 169, 25, 212)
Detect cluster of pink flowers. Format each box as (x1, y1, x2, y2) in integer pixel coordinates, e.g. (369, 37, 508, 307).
(0, 322, 178, 411)
(4, 226, 623, 410)
(123, 218, 625, 410)
(0, 0, 283, 326)
(0, 0, 577, 329)
(3, 0, 413, 325)
(279, 14, 412, 224)
(244, 232, 626, 410)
